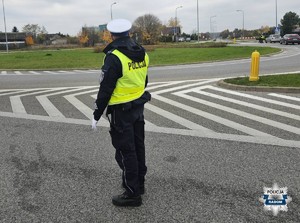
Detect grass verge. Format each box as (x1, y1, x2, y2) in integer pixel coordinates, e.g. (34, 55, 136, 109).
(224, 73, 300, 87)
(0, 45, 279, 70)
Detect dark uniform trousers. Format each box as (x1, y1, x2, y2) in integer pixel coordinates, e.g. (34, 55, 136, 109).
(108, 103, 147, 196)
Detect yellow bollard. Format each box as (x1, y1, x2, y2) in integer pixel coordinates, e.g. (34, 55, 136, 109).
(249, 50, 260, 81)
(233, 38, 236, 44)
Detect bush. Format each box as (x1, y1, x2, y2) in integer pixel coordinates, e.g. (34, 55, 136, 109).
(93, 45, 105, 53)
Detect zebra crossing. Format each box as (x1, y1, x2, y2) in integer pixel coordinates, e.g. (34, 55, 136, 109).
(0, 78, 299, 148)
(0, 70, 100, 76)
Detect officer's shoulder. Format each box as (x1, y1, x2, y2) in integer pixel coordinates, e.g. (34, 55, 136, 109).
(105, 50, 121, 64)
(106, 49, 114, 55)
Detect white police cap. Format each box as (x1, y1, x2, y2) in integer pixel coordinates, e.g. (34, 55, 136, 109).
(107, 19, 132, 35)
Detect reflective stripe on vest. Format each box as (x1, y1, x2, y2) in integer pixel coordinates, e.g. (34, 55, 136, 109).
(108, 49, 149, 105)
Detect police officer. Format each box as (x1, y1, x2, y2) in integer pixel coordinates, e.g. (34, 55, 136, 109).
(92, 19, 151, 207)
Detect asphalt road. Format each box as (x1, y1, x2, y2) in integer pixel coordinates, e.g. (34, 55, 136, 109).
(0, 43, 300, 223)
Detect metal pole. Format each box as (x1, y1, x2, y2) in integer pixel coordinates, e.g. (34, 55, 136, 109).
(175, 6, 182, 42)
(197, 0, 199, 42)
(236, 10, 244, 38)
(110, 2, 116, 20)
(210, 15, 216, 40)
(2, 0, 8, 52)
(242, 11, 244, 38)
(275, 0, 278, 31)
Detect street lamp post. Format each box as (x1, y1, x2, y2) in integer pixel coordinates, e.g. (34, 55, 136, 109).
(174, 6, 183, 41)
(197, 0, 199, 42)
(236, 10, 244, 39)
(275, 0, 278, 33)
(2, 0, 8, 52)
(110, 2, 116, 20)
(210, 15, 216, 40)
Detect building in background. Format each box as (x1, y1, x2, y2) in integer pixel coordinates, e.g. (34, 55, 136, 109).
(0, 32, 26, 50)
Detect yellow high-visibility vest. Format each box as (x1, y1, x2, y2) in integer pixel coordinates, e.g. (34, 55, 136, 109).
(108, 49, 149, 105)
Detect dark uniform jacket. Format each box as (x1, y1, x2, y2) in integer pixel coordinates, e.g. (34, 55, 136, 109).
(93, 36, 149, 121)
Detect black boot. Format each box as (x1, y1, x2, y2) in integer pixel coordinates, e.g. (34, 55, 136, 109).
(112, 192, 142, 207)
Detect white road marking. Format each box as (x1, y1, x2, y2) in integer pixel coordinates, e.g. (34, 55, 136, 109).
(146, 81, 185, 91)
(73, 70, 95, 73)
(36, 86, 95, 118)
(179, 86, 300, 121)
(64, 89, 109, 126)
(174, 91, 300, 135)
(152, 93, 273, 137)
(43, 71, 59, 74)
(28, 71, 40, 75)
(0, 80, 299, 148)
(14, 71, 23, 75)
(269, 93, 300, 102)
(10, 88, 61, 115)
(0, 70, 100, 76)
(145, 103, 213, 131)
(0, 110, 299, 148)
(207, 86, 300, 110)
(0, 89, 29, 96)
(151, 79, 220, 94)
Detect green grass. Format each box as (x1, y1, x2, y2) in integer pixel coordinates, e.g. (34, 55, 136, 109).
(0, 48, 102, 70)
(0, 46, 279, 70)
(224, 74, 300, 87)
(147, 46, 278, 65)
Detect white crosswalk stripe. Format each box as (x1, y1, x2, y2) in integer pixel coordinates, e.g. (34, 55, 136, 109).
(10, 88, 60, 114)
(208, 85, 300, 110)
(174, 90, 300, 136)
(190, 87, 300, 121)
(65, 88, 109, 127)
(0, 79, 299, 148)
(29, 71, 40, 75)
(36, 86, 95, 118)
(269, 93, 300, 102)
(152, 93, 274, 137)
(14, 71, 23, 75)
(0, 70, 100, 76)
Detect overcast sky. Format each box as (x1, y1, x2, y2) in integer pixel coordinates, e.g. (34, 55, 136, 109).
(1, 0, 299, 35)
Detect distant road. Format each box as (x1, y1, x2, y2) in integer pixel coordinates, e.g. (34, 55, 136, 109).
(0, 43, 300, 88)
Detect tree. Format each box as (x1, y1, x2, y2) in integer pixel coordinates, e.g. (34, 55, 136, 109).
(281, 11, 300, 35)
(101, 30, 112, 43)
(132, 14, 162, 45)
(36, 26, 48, 44)
(25, 36, 34, 46)
(220, 29, 230, 39)
(79, 35, 89, 46)
(79, 25, 102, 46)
(168, 17, 181, 27)
(22, 24, 41, 37)
(260, 26, 271, 34)
(12, 26, 19, 32)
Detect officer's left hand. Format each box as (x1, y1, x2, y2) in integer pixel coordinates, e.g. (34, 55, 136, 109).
(92, 118, 98, 131)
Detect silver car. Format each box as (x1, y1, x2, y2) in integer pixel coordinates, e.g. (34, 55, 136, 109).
(266, 34, 281, 43)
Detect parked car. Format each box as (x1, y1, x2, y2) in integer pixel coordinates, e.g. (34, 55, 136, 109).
(178, 37, 185, 42)
(266, 34, 281, 43)
(280, 34, 300, 45)
(185, 37, 191, 42)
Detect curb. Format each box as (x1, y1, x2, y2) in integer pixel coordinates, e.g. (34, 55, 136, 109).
(217, 80, 300, 93)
